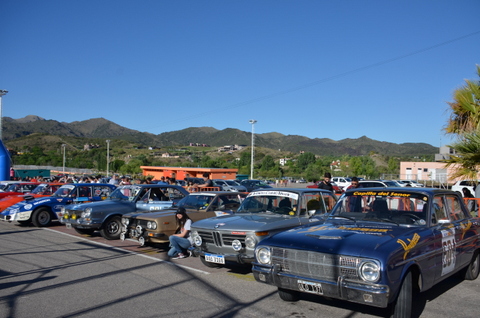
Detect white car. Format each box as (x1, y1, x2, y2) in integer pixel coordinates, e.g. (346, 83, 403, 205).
(331, 177, 351, 189)
(400, 180, 424, 187)
(451, 180, 478, 196)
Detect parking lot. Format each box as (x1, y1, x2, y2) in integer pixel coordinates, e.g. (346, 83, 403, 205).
(1, 220, 479, 318)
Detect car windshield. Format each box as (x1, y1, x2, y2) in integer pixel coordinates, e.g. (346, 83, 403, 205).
(237, 191, 300, 215)
(108, 185, 144, 201)
(177, 194, 215, 210)
(330, 190, 428, 226)
(31, 184, 48, 194)
(225, 180, 238, 186)
(53, 185, 76, 197)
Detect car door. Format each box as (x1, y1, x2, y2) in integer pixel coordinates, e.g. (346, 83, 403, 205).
(432, 194, 472, 282)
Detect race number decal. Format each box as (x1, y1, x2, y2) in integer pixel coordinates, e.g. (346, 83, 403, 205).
(441, 228, 456, 276)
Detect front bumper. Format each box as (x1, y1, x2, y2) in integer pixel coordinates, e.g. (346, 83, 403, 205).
(253, 264, 390, 308)
(193, 247, 254, 264)
(121, 226, 169, 244)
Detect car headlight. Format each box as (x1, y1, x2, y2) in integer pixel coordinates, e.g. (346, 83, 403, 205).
(81, 208, 92, 218)
(192, 231, 202, 246)
(147, 221, 157, 230)
(359, 260, 381, 282)
(245, 234, 256, 249)
(122, 218, 130, 225)
(255, 246, 271, 265)
(232, 239, 242, 251)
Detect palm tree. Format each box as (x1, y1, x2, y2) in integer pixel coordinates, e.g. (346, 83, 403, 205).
(444, 65, 480, 180)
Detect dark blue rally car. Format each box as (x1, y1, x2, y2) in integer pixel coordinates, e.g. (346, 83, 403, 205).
(1, 183, 116, 227)
(252, 188, 480, 317)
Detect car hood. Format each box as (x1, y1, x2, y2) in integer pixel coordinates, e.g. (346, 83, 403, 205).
(67, 199, 131, 211)
(259, 220, 423, 258)
(191, 213, 306, 231)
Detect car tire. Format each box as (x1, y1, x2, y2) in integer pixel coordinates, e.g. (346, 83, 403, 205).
(31, 208, 52, 227)
(464, 251, 480, 280)
(74, 228, 95, 236)
(99, 216, 122, 240)
(278, 288, 299, 302)
(200, 256, 221, 268)
(392, 271, 412, 318)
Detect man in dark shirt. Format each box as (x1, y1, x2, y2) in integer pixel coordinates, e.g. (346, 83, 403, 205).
(317, 172, 334, 193)
(198, 173, 213, 188)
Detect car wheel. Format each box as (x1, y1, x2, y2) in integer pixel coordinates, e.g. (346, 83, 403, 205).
(74, 228, 95, 236)
(100, 216, 122, 240)
(464, 251, 480, 280)
(31, 208, 52, 227)
(392, 271, 412, 318)
(200, 256, 221, 268)
(278, 288, 299, 302)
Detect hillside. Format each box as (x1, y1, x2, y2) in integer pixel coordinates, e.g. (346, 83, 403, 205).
(3, 115, 438, 156)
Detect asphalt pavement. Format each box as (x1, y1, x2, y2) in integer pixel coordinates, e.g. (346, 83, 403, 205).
(0, 220, 479, 318)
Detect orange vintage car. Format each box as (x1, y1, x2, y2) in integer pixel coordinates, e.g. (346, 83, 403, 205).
(0, 183, 64, 213)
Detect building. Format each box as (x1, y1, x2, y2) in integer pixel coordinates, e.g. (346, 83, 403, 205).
(140, 166, 238, 181)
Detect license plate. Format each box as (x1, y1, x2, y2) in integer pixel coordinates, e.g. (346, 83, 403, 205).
(297, 280, 323, 295)
(66, 223, 72, 229)
(205, 253, 225, 264)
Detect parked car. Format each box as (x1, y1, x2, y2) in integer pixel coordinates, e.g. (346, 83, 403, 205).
(451, 180, 478, 196)
(212, 179, 247, 192)
(190, 188, 337, 267)
(307, 181, 343, 194)
(358, 180, 398, 188)
(331, 177, 352, 189)
(1, 183, 116, 227)
(240, 179, 273, 192)
(0, 182, 40, 199)
(400, 180, 425, 187)
(121, 191, 247, 246)
(59, 184, 189, 240)
(252, 187, 480, 317)
(0, 183, 64, 213)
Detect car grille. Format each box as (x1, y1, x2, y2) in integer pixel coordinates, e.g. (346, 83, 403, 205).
(197, 230, 246, 247)
(270, 247, 360, 282)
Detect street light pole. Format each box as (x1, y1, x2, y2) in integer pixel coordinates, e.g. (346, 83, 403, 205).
(62, 144, 66, 173)
(249, 119, 257, 179)
(106, 140, 110, 177)
(0, 90, 8, 141)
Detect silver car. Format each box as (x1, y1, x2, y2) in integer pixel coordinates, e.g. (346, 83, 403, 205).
(212, 179, 247, 192)
(191, 188, 337, 267)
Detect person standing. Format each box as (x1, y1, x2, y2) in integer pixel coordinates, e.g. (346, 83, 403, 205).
(198, 173, 213, 189)
(168, 208, 193, 259)
(317, 172, 334, 193)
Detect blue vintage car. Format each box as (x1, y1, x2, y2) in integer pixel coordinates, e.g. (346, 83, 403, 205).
(252, 188, 480, 317)
(0, 183, 116, 227)
(59, 184, 189, 240)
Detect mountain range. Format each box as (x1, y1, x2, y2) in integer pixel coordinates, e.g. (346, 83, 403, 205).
(3, 115, 438, 156)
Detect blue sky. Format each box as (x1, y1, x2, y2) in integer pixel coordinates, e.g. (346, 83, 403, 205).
(1, 1, 479, 147)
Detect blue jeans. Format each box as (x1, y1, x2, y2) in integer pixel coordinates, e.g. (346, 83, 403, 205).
(168, 235, 191, 257)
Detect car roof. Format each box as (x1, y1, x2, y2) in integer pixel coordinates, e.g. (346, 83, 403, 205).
(344, 187, 456, 195)
(249, 187, 333, 194)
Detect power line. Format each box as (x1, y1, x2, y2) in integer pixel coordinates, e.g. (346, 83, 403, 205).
(148, 30, 480, 130)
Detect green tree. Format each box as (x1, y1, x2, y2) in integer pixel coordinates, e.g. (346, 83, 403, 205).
(444, 65, 480, 180)
(296, 152, 316, 170)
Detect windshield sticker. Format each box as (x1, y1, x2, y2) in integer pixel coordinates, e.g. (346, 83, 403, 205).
(352, 191, 413, 197)
(298, 225, 391, 235)
(248, 191, 299, 200)
(397, 233, 420, 260)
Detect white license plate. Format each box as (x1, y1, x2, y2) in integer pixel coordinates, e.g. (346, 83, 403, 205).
(297, 280, 323, 295)
(205, 253, 225, 264)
